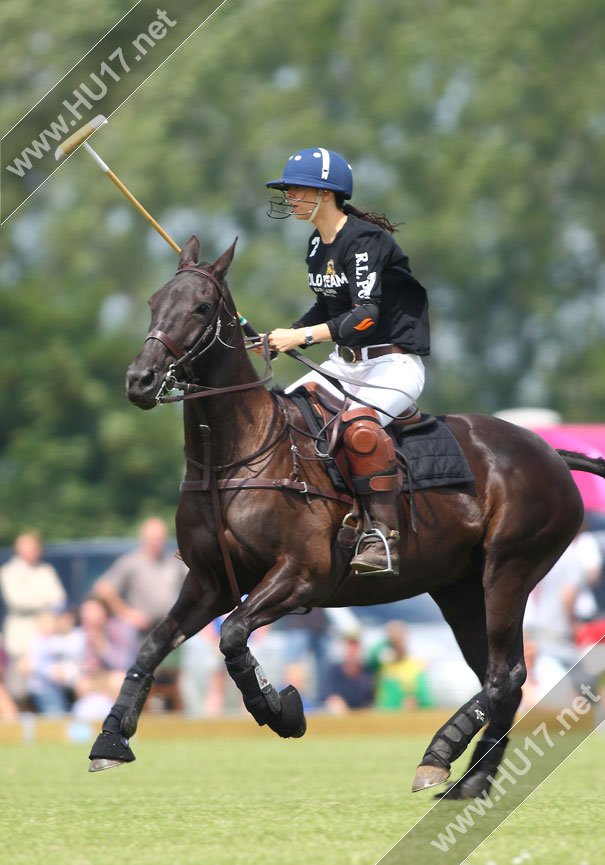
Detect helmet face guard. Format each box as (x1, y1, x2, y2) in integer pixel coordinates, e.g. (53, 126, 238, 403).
(266, 189, 323, 220)
(266, 147, 353, 201)
(266, 190, 294, 219)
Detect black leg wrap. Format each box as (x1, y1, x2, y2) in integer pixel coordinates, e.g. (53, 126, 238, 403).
(89, 731, 136, 764)
(468, 732, 509, 771)
(435, 734, 509, 800)
(226, 651, 306, 738)
(421, 694, 491, 771)
(101, 664, 155, 739)
(226, 650, 282, 726)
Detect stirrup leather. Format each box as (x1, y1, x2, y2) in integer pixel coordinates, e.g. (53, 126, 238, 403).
(352, 525, 400, 575)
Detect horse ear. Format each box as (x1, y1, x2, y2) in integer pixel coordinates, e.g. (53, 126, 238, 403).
(211, 237, 238, 281)
(178, 235, 200, 268)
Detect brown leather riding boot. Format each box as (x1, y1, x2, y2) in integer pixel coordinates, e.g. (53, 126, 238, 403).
(350, 493, 401, 576)
(341, 406, 400, 576)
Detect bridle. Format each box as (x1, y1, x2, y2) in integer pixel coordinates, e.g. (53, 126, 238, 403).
(147, 265, 271, 404)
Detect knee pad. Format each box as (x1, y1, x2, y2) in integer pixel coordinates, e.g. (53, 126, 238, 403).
(342, 407, 397, 491)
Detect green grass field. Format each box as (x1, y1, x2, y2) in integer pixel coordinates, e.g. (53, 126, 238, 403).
(0, 728, 601, 865)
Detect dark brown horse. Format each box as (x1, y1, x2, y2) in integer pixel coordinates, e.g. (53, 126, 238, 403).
(89, 235, 605, 798)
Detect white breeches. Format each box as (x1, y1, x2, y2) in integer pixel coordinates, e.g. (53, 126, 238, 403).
(285, 347, 426, 427)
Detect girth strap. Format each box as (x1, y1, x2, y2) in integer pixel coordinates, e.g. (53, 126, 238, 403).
(209, 471, 243, 610)
(180, 476, 353, 504)
(192, 424, 242, 610)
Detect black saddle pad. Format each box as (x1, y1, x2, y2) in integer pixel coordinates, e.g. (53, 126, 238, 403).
(395, 414, 475, 491)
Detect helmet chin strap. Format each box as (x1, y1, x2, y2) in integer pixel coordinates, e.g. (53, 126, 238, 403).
(290, 191, 324, 220)
(308, 190, 323, 222)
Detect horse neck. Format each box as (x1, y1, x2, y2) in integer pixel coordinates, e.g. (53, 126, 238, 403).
(183, 334, 276, 468)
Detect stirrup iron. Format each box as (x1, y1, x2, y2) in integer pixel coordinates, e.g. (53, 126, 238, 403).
(352, 526, 399, 575)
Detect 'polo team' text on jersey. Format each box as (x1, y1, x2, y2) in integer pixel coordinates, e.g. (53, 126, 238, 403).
(293, 214, 430, 353)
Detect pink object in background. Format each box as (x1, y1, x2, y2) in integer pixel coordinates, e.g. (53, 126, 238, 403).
(532, 425, 605, 513)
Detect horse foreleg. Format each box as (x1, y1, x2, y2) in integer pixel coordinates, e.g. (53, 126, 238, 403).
(219, 557, 316, 739)
(88, 572, 230, 772)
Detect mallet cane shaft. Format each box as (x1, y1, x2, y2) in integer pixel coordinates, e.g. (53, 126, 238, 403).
(55, 116, 257, 335)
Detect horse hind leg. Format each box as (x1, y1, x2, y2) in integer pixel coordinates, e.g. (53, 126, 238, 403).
(436, 627, 526, 800)
(413, 550, 533, 794)
(412, 692, 492, 791)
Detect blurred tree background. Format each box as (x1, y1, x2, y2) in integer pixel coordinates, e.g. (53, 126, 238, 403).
(0, 0, 604, 543)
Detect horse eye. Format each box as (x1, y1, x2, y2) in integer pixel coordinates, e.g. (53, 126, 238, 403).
(195, 302, 211, 316)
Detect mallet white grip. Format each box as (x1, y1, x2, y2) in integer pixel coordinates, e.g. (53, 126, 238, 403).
(56, 118, 252, 327)
(54, 115, 107, 161)
(83, 142, 110, 173)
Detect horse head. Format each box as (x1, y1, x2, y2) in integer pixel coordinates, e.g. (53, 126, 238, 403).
(126, 235, 238, 409)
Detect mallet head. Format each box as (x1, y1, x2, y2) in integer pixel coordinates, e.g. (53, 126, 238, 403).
(54, 115, 107, 161)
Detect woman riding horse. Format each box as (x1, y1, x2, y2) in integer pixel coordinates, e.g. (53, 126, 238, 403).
(266, 147, 429, 576)
(88, 198, 605, 799)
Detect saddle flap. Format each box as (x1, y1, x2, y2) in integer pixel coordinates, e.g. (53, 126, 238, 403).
(299, 381, 343, 426)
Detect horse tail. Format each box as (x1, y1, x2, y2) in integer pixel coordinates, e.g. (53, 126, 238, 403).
(557, 449, 605, 478)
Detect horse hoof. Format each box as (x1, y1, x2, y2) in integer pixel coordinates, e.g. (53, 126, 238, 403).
(434, 774, 491, 800)
(433, 782, 461, 800)
(290, 716, 307, 739)
(267, 685, 307, 739)
(88, 731, 136, 768)
(412, 764, 450, 792)
(89, 758, 127, 773)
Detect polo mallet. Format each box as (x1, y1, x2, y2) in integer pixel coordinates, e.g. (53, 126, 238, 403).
(54, 115, 256, 334)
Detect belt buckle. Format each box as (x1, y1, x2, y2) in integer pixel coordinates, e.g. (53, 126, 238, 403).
(338, 345, 356, 363)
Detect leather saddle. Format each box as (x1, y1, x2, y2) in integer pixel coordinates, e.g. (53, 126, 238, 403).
(301, 380, 424, 432)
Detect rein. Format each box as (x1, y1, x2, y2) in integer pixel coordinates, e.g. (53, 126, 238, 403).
(149, 266, 411, 415)
(283, 347, 415, 421)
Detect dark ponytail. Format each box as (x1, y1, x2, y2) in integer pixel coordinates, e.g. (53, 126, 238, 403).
(334, 193, 401, 234)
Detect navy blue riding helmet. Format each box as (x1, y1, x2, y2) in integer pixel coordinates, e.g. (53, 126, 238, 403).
(266, 147, 353, 199)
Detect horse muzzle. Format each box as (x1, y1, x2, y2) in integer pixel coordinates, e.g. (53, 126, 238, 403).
(125, 364, 160, 409)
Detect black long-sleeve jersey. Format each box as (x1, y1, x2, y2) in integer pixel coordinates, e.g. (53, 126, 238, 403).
(292, 214, 430, 354)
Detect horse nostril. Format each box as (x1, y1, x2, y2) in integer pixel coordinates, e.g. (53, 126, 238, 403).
(139, 369, 157, 389)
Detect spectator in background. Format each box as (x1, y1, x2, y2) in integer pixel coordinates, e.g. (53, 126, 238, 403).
(590, 536, 605, 615)
(525, 527, 602, 672)
(179, 619, 275, 717)
(92, 517, 186, 636)
(0, 531, 66, 705)
(324, 633, 374, 714)
(519, 635, 568, 712)
(26, 608, 82, 715)
(571, 527, 603, 623)
(280, 608, 332, 709)
(179, 620, 228, 717)
(71, 596, 138, 720)
(0, 638, 18, 720)
(0, 681, 18, 720)
(369, 621, 433, 710)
